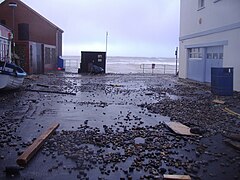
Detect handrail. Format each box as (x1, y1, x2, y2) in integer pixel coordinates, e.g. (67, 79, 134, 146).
(140, 64, 177, 74)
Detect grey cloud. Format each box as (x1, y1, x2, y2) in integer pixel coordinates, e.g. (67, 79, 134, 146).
(21, 0, 180, 57)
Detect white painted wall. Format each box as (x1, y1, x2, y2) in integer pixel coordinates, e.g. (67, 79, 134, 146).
(223, 29, 240, 91)
(179, 0, 240, 91)
(179, 42, 187, 78)
(180, 0, 240, 37)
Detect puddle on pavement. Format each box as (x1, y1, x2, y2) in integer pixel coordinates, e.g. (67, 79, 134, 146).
(164, 92, 179, 100)
(134, 137, 145, 144)
(20, 74, 172, 132)
(55, 104, 170, 131)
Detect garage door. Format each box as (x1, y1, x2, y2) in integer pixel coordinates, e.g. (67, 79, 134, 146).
(205, 46, 223, 82)
(187, 46, 223, 83)
(187, 47, 205, 82)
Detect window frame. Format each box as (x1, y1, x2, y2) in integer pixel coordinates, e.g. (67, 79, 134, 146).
(189, 48, 203, 59)
(198, 0, 205, 10)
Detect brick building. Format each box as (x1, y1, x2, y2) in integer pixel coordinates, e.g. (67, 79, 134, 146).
(0, 0, 63, 74)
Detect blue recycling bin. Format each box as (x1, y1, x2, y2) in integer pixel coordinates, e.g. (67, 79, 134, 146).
(57, 57, 64, 70)
(211, 67, 233, 96)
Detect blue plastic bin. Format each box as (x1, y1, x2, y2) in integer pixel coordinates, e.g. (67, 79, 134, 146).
(211, 67, 233, 96)
(57, 57, 64, 70)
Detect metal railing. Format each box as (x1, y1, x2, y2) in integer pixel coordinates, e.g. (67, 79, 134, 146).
(61, 57, 178, 75)
(140, 64, 177, 74)
(61, 56, 80, 73)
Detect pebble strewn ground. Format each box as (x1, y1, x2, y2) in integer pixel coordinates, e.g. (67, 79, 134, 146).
(0, 72, 239, 180)
(146, 80, 240, 137)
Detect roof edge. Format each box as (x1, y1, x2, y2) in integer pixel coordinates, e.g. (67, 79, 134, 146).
(1, 0, 64, 33)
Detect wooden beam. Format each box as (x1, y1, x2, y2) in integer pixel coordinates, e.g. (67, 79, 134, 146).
(16, 123, 60, 167)
(224, 139, 240, 151)
(212, 99, 225, 105)
(166, 122, 198, 136)
(163, 174, 191, 180)
(36, 83, 50, 88)
(223, 107, 240, 118)
(25, 89, 76, 95)
(224, 133, 240, 142)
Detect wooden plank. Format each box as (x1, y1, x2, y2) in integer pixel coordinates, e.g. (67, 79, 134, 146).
(224, 133, 240, 142)
(163, 174, 191, 180)
(224, 139, 240, 151)
(36, 83, 50, 88)
(25, 75, 39, 80)
(166, 122, 197, 136)
(223, 107, 240, 118)
(212, 99, 225, 104)
(16, 123, 60, 167)
(25, 89, 76, 95)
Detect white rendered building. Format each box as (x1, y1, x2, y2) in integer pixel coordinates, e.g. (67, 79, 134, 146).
(179, 0, 240, 91)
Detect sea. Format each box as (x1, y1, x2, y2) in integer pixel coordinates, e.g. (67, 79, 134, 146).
(61, 56, 178, 74)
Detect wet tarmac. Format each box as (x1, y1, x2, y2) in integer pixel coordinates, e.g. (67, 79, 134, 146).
(0, 72, 239, 180)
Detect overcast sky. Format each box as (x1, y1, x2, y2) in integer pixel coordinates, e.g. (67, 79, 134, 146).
(9, 0, 180, 57)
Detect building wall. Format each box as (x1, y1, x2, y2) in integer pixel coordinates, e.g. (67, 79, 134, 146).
(0, 0, 59, 45)
(180, 0, 240, 37)
(0, 0, 63, 74)
(179, 0, 240, 91)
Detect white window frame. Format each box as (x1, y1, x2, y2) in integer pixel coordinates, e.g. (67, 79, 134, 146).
(189, 48, 203, 59)
(198, 0, 205, 10)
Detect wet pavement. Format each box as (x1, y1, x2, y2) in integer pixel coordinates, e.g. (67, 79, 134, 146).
(0, 72, 239, 180)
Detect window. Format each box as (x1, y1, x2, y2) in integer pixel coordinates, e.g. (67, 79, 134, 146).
(206, 46, 223, 60)
(198, 0, 205, 9)
(206, 53, 223, 60)
(0, 19, 6, 25)
(45, 47, 51, 64)
(45, 47, 56, 65)
(213, 53, 218, 59)
(189, 48, 203, 59)
(52, 48, 56, 63)
(0, 41, 3, 60)
(98, 54, 102, 62)
(0, 39, 9, 61)
(207, 53, 212, 59)
(219, 53, 223, 59)
(30, 45, 33, 67)
(18, 23, 29, 41)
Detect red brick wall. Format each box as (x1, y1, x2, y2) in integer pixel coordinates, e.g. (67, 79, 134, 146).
(0, 0, 57, 45)
(0, 0, 63, 74)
